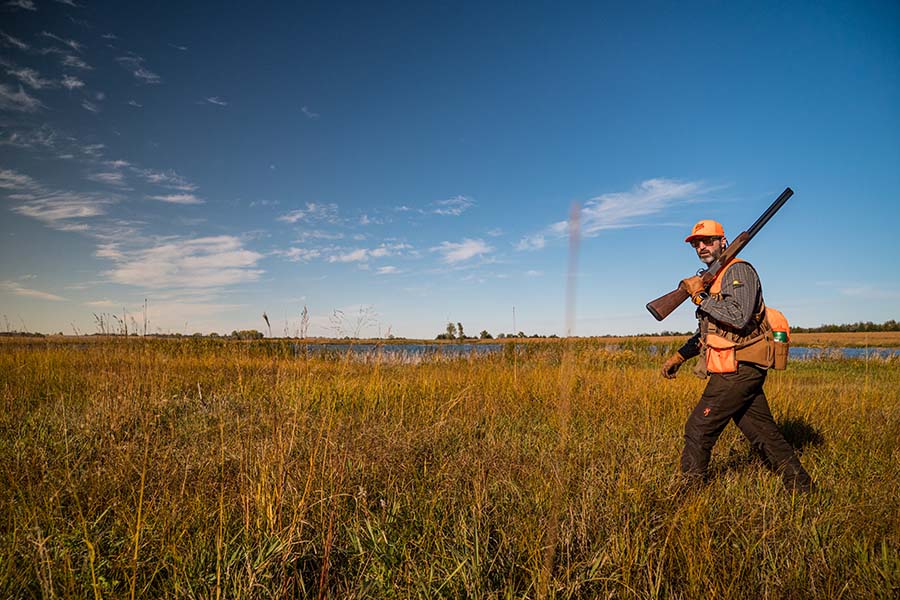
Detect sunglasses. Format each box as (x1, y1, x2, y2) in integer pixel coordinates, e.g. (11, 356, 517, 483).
(690, 236, 722, 248)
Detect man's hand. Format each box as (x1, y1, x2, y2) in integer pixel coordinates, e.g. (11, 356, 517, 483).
(661, 352, 685, 379)
(680, 276, 707, 305)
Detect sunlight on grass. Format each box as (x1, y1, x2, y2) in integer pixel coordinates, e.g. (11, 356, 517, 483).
(1, 337, 898, 598)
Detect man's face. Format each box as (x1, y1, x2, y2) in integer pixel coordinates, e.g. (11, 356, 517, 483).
(691, 236, 725, 265)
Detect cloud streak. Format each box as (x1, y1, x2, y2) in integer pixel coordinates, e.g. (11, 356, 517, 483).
(87, 171, 128, 186)
(61, 74, 84, 89)
(1, 31, 30, 50)
(273, 247, 321, 262)
(516, 178, 708, 250)
(515, 233, 545, 251)
(6, 0, 36, 11)
(278, 202, 340, 225)
(2, 168, 117, 230)
(432, 195, 474, 216)
(0, 83, 44, 112)
(576, 178, 705, 235)
(42, 31, 83, 53)
(62, 55, 92, 70)
(135, 168, 197, 191)
(0, 280, 65, 301)
(146, 193, 204, 205)
(102, 236, 264, 289)
(325, 242, 411, 264)
(116, 55, 161, 84)
(431, 238, 492, 264)
(6, 67, 54, 89)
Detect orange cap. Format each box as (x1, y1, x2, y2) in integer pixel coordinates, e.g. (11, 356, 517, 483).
(685, 219, 725, 243)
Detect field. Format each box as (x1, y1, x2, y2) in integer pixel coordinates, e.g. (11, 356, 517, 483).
(1, 337, 898, 598)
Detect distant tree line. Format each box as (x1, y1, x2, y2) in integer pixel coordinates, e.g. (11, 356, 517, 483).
(635, 330, 696, 337)
(435, 322, 560, 340)
(791, 320, 900, 333)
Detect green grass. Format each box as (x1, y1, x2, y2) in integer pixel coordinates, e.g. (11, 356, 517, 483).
(1, 337, 898, 598)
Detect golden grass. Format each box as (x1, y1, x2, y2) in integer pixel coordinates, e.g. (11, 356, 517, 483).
(1, 337, 898, 598)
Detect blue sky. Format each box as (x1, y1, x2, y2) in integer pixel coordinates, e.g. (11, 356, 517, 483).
(1, 1, 898, 338)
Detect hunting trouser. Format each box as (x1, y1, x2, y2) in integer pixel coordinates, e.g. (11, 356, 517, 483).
(681, 363, 813, 491)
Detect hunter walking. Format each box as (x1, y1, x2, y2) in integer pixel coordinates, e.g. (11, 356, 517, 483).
(660, 219, 814, 493)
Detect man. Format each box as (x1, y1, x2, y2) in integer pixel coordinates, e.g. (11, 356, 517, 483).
(661, 219, 814, 493)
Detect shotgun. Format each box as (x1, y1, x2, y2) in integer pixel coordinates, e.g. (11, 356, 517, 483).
(645, 187, 793, 321)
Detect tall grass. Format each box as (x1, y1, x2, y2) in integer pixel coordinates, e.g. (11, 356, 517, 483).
(1, 337, 898, 598)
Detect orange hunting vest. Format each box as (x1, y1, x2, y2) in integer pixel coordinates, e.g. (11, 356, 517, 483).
(696, 258, 775, 374)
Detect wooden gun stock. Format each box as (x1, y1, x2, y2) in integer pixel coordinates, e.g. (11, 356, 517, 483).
(646, 287, 691, 322)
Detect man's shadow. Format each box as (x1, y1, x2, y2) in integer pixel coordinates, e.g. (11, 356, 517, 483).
(778, 416, 825, 450)
(714, 416, 824, 476)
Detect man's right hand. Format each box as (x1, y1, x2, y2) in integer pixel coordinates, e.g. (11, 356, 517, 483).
(661, 352, 685, 379)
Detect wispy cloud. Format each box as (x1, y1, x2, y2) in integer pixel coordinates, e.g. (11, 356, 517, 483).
(2, 168, 116, 230)
(205, 96, 227, 106)
(0, 83, 44, 112)
(6, 0, 36, 11)
(41, 31, 83, 53)
(278, 202, 340, 225)
(293, 230, 344, 243)
(369, 242, 411, 258)
(515, 233, 545, 251)
(433, 195, 474, 216)
(12, 192, 114, 228)
(135, 168, 196, 191)
(84, 299, 120, 308)
(101, 236, 264, 289)
(87, 171, 128, 186)
(56, 0, 79, 6)
(576, 178, 705, 236)
(377, 266, 399, 275)
(80, 143, 104, 158)
(101, 33, 117, 40)
(133, 67, 161, 84)
(169, 43, 188, 51)
(127, 99, 142, 108)
(81, 99, 100, 113)
(146, 193, 204, 205)
(62, 54, 92, 70)
(325, 242, 411, 264)
(328, 248, 369, 263)
(1, 31, 30, 50)
(0, 280, 65, 301)
(0, 168, 38, 189)
(516, 178, 708, 251)
(272, 247, 321, 262)
(61, 74, 84, 89)
(301, 105, 319, 119)
(431, 238, 492, 264)
(0, 125, 100, 159)
(6, 67, 54, 89)
(116, 55, 161, 84)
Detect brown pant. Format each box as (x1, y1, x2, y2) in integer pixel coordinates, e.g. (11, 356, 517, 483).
(681, 362, 813, 491)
